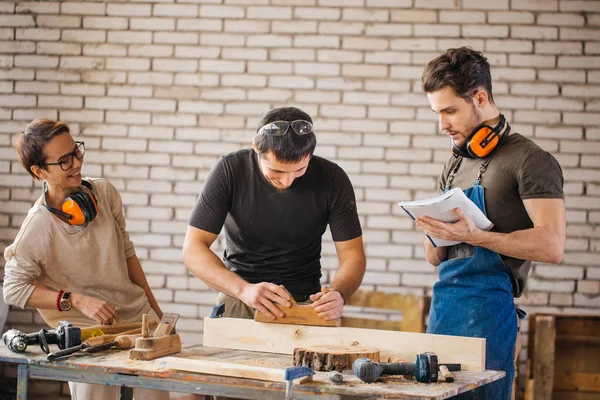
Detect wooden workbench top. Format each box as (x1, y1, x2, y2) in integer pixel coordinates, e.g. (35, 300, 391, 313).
(0, 343, 505, 399)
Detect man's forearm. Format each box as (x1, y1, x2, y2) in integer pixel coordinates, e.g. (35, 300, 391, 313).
(183, 246, 248, 298)
(470, 226, 564, 264)
(330, 260, 366, 302)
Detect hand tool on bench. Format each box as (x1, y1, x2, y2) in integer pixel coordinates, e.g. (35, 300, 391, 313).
(328, 370, 344, 384)
(353, 352, 461, 383)
(47, 327, 142, 361)
(439, 365, 455, 383)
(388, 354, 461, 381)
(82, 332, 143, 354)
(3, 321, 81, 354)
(129, 313, 181, 360)
(254, 285, 341, 327)
(284, 366, 315, 400)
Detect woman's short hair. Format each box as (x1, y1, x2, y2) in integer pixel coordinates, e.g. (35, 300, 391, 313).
(15, 119, 70, 179)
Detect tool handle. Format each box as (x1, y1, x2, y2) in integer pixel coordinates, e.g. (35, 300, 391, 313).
(439, 365, 454, 383)
(328, 370, 343, 384)
(381, 362, 415, 376)
(115, 334, 142, 349)
(84, 328, 141, 347)
(387, 355, 404, 363)
(84, 341, 118, 353)
(441, 363, 461, 372)
(47, 344, 85, 361)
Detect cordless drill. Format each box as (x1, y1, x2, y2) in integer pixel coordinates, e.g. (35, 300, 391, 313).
(353, 352, 448, 383)
(2, 321, 81, 354)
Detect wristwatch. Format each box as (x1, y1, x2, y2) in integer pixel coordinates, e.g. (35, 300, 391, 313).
(59, 292, 72, 312)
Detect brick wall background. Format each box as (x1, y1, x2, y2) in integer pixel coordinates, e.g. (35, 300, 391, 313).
(1, 0, 599, 397)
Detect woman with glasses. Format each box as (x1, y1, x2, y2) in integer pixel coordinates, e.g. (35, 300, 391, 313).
(183, 106, 366, 323)
(3, 119, 168, 400)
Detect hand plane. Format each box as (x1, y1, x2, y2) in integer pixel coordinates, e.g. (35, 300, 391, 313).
(129, 312, 181, 360)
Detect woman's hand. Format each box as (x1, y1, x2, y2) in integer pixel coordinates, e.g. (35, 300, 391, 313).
(71, 293, 120, 325)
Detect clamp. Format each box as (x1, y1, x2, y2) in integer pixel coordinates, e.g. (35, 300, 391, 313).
(284, 366, 314, 400)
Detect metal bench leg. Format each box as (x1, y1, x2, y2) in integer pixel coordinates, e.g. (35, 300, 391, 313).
(119, 386, 133, 400)
(17, 364, 29, 400)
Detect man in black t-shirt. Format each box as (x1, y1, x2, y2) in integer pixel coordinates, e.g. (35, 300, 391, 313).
(183, 107, 366, 321)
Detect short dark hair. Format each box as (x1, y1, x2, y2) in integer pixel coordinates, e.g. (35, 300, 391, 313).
(15, 118, 70, 180)
(422, 47, 494, 103)
(254, 107, 317, 163)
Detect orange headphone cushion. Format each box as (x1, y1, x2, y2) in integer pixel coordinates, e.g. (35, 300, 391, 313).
(468, 127, 499, 158)
(62, 198, 86, 226)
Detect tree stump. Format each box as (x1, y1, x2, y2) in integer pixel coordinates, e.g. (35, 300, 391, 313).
(293, 345, 380, 372)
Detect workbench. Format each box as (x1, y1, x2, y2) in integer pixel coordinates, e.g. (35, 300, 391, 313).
(0, 344, 505, 399)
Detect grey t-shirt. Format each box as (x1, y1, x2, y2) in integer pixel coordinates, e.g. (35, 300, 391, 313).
(438, 133, 564, 297)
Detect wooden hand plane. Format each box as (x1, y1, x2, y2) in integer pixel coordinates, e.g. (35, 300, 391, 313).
(129, 312, 182, 360)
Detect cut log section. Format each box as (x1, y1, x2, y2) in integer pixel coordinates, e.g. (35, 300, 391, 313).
(293, 345, 380, 372)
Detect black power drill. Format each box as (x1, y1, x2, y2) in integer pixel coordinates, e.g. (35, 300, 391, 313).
(353, 352, 460, 383)
(2, 321, 81, 354)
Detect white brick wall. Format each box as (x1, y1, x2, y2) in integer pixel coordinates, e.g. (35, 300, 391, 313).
(1, 1, 599, 395)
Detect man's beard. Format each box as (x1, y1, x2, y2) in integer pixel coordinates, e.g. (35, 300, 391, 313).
(457, 104, 484, 148)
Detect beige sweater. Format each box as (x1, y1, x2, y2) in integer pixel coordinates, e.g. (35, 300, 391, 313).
(3, 178, 151, 328)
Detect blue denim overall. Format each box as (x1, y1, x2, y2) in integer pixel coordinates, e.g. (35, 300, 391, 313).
(427, 160, 518, 400)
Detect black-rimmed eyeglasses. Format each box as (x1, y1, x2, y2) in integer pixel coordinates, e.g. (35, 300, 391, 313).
(256, 120, 313, 137)
(43, 141, 85, 171)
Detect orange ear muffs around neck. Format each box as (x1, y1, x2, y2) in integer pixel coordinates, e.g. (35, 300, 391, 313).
(43, 180, 98, 226)
(451, 114, 507, 159)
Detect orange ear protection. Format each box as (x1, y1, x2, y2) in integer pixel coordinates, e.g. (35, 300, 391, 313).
(43, 180, 98, 226)
(451, 114, 508, 158)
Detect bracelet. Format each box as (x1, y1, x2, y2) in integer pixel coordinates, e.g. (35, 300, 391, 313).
(56, 290, 64, 312)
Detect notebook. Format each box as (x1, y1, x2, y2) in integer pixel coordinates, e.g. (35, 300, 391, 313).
(398, 187, 493, 247)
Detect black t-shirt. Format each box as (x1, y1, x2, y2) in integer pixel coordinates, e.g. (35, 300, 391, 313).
(189, 149, 362, 296)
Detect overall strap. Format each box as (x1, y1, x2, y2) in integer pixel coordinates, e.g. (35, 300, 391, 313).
(444, 157, 463, 192)
(474, 125, 511, 186)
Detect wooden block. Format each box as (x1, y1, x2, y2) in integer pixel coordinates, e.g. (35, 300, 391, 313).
(280, 285, 296, 305)
(254, 304, 341, 327)
(293, 345, 380, 371)
(129, 334, 182, 360)
(204, 317, 486, 371)
(161, 357, 313, 384)
(531, 315, 556, 400)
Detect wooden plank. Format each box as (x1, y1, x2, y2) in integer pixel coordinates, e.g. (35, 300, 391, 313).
(345, 290, 428, 333)
(554, 372, 600, 393)
(203, 317, 486, 371)
(254, 304, 341, 327)
(341, 317, 403, 331)
(531, 315, 556, 400)
(555, 315, 600, 338)
(554, 392, 600, 400)
(160, 357, 313, 383)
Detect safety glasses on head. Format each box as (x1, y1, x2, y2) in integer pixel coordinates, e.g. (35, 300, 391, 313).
(44, 141, 85, 171)
(256, 120, 313, 137)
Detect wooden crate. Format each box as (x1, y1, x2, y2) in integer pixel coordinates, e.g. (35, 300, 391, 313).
(525, 314, 600, 400)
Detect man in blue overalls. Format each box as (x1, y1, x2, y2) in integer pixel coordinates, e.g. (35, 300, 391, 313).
(415, 47, 566, 400)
